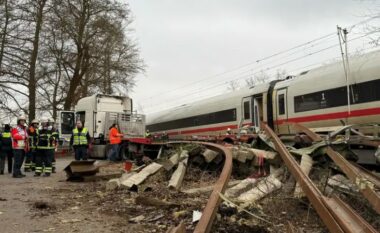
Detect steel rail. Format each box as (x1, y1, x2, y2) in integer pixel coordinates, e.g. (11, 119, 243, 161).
(293, 123, 380, 215)
(263, 124, 378, 233)
(167, 141, 233, 233)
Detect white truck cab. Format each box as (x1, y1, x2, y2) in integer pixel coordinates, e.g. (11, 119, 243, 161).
(58, 94, 146, 158)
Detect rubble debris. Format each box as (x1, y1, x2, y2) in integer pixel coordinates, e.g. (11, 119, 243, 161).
(121, 162, 163, 189)
(135, 196, 180, 208)
(168, 150, 189, 190)
(326, 174, 358, 194)
(225, 178, 257, 198)
(162, 152, 180, 171)
(237, 170, 284, 205)
(192, 210, 202, 223)
(294, 154, 313, 198)
(183, 180, 241, 195)
(202, 149, 219, 163)
(219, 192, 270, 224)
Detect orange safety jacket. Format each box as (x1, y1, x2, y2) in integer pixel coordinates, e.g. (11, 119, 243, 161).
(109, 127, 122, 144)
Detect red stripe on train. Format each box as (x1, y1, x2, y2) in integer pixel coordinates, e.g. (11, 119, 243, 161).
(165, 107, 380, 135)
(276, 107, 380, 125)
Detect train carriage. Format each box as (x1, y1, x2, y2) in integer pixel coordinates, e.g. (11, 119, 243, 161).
(147, 50, 380, 138)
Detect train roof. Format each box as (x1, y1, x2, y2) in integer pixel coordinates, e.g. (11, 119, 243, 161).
(275, 49, 380, 89)
(147, 49, 380, 125)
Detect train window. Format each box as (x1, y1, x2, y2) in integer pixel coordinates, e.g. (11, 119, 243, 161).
(147, 108, 237, 131)
(278, 94, 285, 115)
(243, 101, 250, 119)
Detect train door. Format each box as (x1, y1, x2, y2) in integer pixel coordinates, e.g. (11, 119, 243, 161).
(242, 97, 252, 127)
(276, 89, 289, 134)
(252, 96, 263, 132)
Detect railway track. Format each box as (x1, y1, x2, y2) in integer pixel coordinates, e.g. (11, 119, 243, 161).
(165, 125, 380, 232)
(293, 122, 380, 215)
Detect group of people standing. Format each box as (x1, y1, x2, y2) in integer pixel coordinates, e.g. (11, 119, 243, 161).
(70, 120, 123, 162)
(0, 116, 58, 178)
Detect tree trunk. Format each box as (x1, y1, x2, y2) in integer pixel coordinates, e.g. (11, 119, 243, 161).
(0, 0, 10, 71)
(63, 0, 88, 110)
(28, 0, 47, 121)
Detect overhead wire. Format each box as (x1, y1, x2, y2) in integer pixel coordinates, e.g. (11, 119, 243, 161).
(141, 17, 380, 112)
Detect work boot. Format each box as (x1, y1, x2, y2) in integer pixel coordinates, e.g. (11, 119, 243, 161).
(12, 174, 24, 178)
(19, 173, 26, 177)
(43, 173, 50, 177)
(34, 173, 41, 177)
(0, 170, 4, 175)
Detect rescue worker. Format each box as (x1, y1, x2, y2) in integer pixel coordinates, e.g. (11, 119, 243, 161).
(35, 118, 56, 177)
(0, 124, 13, 174)
(48, 118, 59, 173)
(11, 116, 28, 178)
(145, 129, 151, 138)
(25, 119, 39, 172)
(108, 123, 123, 161)
(70, 120, 91, 161)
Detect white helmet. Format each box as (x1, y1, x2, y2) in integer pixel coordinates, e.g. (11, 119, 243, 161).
(17, 115, 27, 121)
(40, 117, 49, 123)
(31, 119, 39, 124)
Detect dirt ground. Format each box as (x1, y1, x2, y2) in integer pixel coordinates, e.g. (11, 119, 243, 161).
(0, 157, 133, 233)
(0, 154, 378, 233)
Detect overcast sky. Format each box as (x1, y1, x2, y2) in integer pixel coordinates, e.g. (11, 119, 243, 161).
(127, 0, 378, 115)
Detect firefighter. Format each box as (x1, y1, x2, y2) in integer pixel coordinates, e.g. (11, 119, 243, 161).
(35, 118, 55, 177)
(25, 119, 39, 172)
(11, 116, 28, 178)
(70, 120, 91, 161)
(48, 118, 59, 173)
(108, 123, 123, 161)
(0, 124, 13, 174)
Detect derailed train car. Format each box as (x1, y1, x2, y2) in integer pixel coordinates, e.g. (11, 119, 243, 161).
(147, 50, 380, 138)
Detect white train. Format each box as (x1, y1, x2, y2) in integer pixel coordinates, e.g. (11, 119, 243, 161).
(147, 50, 380, 138)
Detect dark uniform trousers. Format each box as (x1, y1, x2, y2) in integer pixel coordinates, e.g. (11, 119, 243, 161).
(0, 150, 12, 173)
(35, 149, 53, 175)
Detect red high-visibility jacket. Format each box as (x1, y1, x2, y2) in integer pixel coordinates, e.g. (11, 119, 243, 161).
(11, 125, 29, 151)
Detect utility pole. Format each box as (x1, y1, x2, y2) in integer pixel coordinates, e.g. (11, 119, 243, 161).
(337, 26, 351, 115)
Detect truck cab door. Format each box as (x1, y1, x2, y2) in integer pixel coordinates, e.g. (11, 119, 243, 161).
(57, 111, 75, 145)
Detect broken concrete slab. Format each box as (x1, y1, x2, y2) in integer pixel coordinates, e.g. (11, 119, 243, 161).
(225, 178, 258, 198)
(237, 174, 283, 205)
(161, 151, 188, 171)
(183, 180, 241, 195)
(202, 149, 219, 163)
(121, 162, 163, 189)
(168, 151, 189, 190)
(294, 154, 313, 198)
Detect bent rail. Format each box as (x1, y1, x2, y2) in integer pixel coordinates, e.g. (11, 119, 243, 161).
(263, 123, 377, 233)
(168, 141, 233, 233)
(293, 122, 380, 215)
